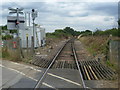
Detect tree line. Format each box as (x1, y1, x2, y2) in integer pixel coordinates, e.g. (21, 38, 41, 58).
(81, 28, 119, 37)
(47, 27, 120, 38)
(1, 25, 120, 40)
(46, 27, 81, 38)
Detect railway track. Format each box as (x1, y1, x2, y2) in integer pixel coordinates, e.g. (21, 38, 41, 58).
(33, 39, 86, 89)
(31, 39, 116, 89)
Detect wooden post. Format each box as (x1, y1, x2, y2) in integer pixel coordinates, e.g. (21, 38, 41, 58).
(31, 36, 34, 56)
(19, 38, 24, 58)
(26, 34, 28, 57)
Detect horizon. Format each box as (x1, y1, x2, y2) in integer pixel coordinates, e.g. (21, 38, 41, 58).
(1, 1, 119, 32)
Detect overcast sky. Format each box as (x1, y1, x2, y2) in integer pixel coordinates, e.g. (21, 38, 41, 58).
(0, 0, 119, 32)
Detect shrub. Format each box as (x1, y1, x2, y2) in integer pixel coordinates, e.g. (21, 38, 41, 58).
(2, 35, 13, 40)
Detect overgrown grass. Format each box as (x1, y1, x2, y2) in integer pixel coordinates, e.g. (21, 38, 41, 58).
(79, 36, 119, 72)
(2, 47, 22, 62)
(105, 60, 118, 75)
(2, 48, 10, 58)
(80, 36, 109, 55)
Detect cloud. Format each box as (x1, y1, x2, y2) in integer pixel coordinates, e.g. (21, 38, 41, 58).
(87, 2, 118, 16)
(0, 1, 118, 32)
(1, 0, 119, 2)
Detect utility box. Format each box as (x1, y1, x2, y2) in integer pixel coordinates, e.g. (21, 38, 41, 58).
(19, 26, 46, 48)
(36, 26, 46, 47)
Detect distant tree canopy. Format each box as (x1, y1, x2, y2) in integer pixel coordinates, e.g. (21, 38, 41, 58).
(46, 27, 120, 39)
(1, 25, 7, 30)
(63, 27, 81, 36)
(79, 28, 119, 37)
(0, 25, 17, 34)
(63, 27, 75, 36)
(80, 30, 92, 36)
(46, 27, 81, 38)
(93, 28, 119, 37)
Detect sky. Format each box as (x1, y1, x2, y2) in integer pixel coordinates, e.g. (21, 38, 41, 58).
(0, 0, 119, 32)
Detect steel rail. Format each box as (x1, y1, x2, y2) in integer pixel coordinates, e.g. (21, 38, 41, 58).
(72, 43, 86, 89)
(34, 40, 68, 90)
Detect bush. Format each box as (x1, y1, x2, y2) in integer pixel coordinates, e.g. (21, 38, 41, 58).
(2, 35, 13, 40)
(93, 28, 118, 36)
(46, 28, 74, 39)
(80, 30, 92, 36)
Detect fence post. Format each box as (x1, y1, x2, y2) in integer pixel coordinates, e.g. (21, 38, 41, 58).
(31, 36, 34, 56)
(26, 35, 28, 57)
(17, 37, 24, 58)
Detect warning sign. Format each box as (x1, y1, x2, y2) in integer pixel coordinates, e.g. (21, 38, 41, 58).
(7, 16, 25, 30)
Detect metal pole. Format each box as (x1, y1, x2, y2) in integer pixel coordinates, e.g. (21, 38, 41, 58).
(31, 9, 37, 54)
(29, 12, 30, 27)
(31, 36, 34, 55)
(25, 12, 27, 27)
(33, 19, 34, 53)
(16, 8, 19, 37)
(16, 8, 24, 58)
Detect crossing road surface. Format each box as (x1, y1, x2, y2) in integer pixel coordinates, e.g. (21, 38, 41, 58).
(41, 69, 83, 88)
(1, 60, 43, 89)
(0, 60, 85, 89)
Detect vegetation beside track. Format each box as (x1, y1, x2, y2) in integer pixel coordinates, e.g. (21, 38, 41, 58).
(79, 36, 120, 72)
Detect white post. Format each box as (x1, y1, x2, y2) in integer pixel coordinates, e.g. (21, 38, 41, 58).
(25, 12, 27, 27)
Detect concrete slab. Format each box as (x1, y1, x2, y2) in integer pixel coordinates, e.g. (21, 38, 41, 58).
(10, 76, 37, 88)
(2, 67, 19, 87)
(41, 69, 83, 88)
(1, 60, 45, 89)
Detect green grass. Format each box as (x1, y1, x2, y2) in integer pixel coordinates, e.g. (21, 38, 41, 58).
(86, 47, 95, 54)
(2, 47, 22, 61)
(106, 60, 114, 67)
(106, 60, 118, 71)
(80, 36, 108, 55)
(47, 35, 59, 38)
(2, 48, 10, 58)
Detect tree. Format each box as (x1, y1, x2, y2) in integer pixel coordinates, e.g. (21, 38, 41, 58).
(80, 30, 92, 36)
(63, 27, 76, 36)
(2, 25, 7, 30)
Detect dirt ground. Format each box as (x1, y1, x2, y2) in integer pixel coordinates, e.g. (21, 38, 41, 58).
(34, 37, 69, 62)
